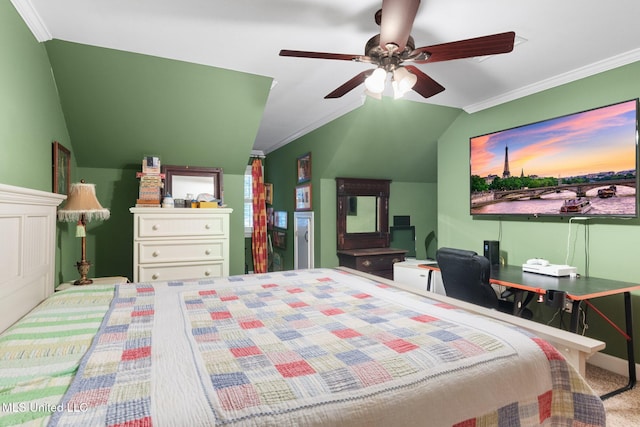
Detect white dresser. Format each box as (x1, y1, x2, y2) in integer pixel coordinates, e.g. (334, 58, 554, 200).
(130, 207, 233, 282)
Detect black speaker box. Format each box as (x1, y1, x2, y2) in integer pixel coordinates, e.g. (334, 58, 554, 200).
(393, 215, 411, 227)
(483, 240, 500, 265)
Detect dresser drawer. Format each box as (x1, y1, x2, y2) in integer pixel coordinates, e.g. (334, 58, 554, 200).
(337, 248, 406, 280)
(354, 253, 403, 272)
(338, 253, 404, 273)
(138, 262, 225, 282)
(137, 240, 225, 264)
(136, 214, 227, 238)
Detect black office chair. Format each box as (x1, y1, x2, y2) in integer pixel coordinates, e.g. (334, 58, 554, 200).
(436, 247, 532, 319)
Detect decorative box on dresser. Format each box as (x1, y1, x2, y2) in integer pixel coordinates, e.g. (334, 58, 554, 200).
(130, 207, 232, 282)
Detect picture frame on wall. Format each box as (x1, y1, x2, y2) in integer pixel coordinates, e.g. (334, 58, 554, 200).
(52, 141, 71, 195)
(265, 183, 273, 204)
(273, 230, 287, 249)
(297, 152, 311, 183)
(274, 211, 288, 229)
(295, 183, 312, 211)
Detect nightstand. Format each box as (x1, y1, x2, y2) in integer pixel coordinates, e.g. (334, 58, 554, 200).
(56, 276, 130, 291)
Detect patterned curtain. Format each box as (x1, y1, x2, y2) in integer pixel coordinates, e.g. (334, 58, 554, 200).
(251, 158, 267, 273)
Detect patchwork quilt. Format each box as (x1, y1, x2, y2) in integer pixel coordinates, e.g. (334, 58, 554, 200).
(2, 269, 605, 426)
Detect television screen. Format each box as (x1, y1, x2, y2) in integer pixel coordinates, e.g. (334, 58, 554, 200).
(470, 99, 638, 217)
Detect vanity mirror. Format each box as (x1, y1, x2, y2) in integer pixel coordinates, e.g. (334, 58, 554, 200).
(336, 177, 390, 250)
(162, 165, 223, 202)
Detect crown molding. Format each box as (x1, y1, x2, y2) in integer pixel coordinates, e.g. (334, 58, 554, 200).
(464, 49, 640, 114)
(11, 0, 52, 42)
(261, 96, 365, 154)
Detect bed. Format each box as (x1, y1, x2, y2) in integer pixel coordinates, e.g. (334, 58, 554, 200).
(0, 184, 606, 426)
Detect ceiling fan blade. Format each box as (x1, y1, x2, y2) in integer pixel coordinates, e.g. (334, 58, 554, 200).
(379, 0, 421, 52)
(325, 70, 372, 99)
(279, 50, 360, 61)
(404, 65, 445, 98)
(414, 31, 515, 63)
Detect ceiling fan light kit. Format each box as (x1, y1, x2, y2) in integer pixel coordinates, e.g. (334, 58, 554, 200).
(364, 68, 387, 94)
(392, 66, 418, 98)
(279, 0, 515, 100)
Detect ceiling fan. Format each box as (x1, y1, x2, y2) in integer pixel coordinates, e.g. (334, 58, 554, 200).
(279, 0, 515, 99)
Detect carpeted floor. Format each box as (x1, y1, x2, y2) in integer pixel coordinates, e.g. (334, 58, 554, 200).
(585, 364, 639, 426)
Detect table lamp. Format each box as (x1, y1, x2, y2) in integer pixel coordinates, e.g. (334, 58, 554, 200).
(57, 180, 110, 285)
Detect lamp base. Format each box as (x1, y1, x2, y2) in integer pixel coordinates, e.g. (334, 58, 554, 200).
(74, 259, 93, 286)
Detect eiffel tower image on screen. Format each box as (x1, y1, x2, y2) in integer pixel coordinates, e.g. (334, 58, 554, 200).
(502, 145, 511, 178)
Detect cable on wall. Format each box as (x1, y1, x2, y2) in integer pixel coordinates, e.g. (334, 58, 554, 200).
(565, 217, 589, 265)
(584, 221, 590, 276)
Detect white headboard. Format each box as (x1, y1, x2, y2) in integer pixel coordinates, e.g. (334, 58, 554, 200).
(0, 183, 66, 332)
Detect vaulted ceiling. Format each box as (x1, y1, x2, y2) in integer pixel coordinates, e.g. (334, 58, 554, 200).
(12, 0, 640, 156)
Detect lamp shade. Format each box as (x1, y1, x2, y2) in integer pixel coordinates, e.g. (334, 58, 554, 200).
(57, 182, 110, 222)
(392, 67, 417, 99)
(364, 68, 387, 94)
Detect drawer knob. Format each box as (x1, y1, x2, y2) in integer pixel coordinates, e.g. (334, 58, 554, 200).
(152, 251, 160, 257)
(392, 258, 401, 264)
(362, 260, 371, 267)
(205, 249, 211, 255)
(152, 224, 159, 231)
(204, 270, 211, 276)
(152, 273, 159, 280)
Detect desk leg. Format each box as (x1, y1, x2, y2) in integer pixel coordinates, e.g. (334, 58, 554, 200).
(600, 291, 636, 400)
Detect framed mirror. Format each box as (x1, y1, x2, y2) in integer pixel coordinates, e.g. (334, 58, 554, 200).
(336, 177, 390, 250)
(162, 165, 223, 201)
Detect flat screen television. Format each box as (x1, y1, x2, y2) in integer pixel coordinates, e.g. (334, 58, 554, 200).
(470, 99, 638, 218)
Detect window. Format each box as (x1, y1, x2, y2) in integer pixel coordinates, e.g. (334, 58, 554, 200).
(244, 165, 253, 236)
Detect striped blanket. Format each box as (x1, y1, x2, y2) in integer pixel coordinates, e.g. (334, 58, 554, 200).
(0, 285, 114, 426)
(2, 269, 605, 426)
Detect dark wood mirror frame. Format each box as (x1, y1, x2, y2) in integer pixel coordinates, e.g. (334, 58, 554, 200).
(336, 177, 390, 250)
(162, 165, 223, 201)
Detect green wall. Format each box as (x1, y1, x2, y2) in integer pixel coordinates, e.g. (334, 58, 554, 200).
(42, 40, 274, 281)
(390, 181, 438, 259)
(266, 99, 459, 270)
(0, 3, 72, 190)
(2, 7, 271, 283)
(45, 40, 272, 174)
(438, 61, 640, 359)
(0, 2, 77, 284)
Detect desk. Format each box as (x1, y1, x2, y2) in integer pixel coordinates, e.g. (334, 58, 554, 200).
(421, 263, 640, 399)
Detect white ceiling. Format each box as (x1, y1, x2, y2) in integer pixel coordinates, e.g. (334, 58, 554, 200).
(13, 0, 640, 154)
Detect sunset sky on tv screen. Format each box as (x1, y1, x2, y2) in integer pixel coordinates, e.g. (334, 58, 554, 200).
(471, 100, 637, 179)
